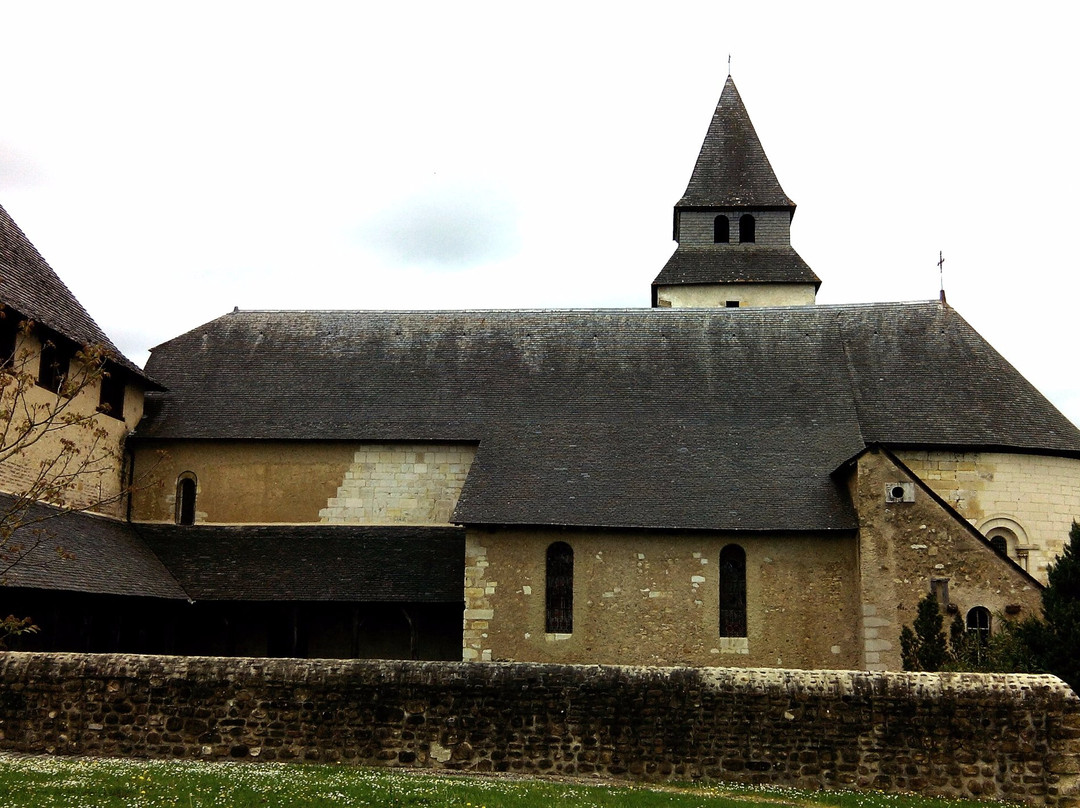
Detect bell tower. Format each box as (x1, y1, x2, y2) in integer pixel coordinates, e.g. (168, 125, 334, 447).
(651, 77, 819, 308)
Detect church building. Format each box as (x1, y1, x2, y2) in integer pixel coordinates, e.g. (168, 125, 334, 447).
(2, 77, 1078, 672)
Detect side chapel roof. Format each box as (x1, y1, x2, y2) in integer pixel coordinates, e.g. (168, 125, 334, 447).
(135, 524, 464, 602)
(135, 303, 1080, 533)
(0, 203, 149, 380)
(677, 75, 794, 210)
(0, 494, 187, 599)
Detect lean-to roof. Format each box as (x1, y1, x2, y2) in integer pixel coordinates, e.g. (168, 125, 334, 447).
(0, 495, 187, 599)
(135, 524, 464, 602)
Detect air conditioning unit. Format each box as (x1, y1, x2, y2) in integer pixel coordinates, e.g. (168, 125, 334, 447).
(885, 482, 915, 503)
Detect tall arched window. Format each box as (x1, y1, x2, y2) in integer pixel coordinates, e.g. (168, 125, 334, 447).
(713, 215, 730, 243)
(966, 606, 991, 644)
(176, 473, 197, 525)
(719, 544, 747, 637)
(545, 542, 573, 634)
(739, 214, 756, 243)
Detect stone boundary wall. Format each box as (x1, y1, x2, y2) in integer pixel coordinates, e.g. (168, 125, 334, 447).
(1, 654, 1078, 806)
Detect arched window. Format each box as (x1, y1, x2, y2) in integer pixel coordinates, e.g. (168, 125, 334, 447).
(545, 542, 574, 634)
(966, 606, 991, 644)
(719, 544, 747, 637)
(713, 215, 730, 243)
(739, 214, 756, 243)
(989, 535, 1008, 555)
(176, 473, 198, 526)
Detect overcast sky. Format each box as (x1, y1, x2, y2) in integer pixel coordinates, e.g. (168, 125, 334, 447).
(2, 3, 1078, 426)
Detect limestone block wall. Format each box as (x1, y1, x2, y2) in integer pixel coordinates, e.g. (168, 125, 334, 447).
(655, 282, 816, 308)
(464, 528, 861, 669)
(319, 444, 475, 525)
(678, 210, 791, 246)
(854, 450, 1044, 671)
(895, 450, 1080, 583)
(0, 653, 1077, 806)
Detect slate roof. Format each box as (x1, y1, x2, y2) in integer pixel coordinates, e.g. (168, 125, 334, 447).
(136, 302, 1080, 533)
(652, 246, 821, 288)
(0, 494, 186, 599)
(135, 524, 464, 602)
(677, 76, 794, 210)
(0, 203, 149, 380)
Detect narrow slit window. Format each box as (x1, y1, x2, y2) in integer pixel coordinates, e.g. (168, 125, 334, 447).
(545, 542, 573, 633)
(739, 214, 756, 243)
(719, 544, 747, 637)
(176, 474, 198, 525)
(713, 215, 730, 243)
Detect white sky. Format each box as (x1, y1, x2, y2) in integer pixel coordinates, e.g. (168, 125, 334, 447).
(2, 3, 1078, 427)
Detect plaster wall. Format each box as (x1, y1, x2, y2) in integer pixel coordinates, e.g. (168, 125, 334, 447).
(678, 210, 790, 246)
(0, 331, 140, 518)
(894, 449, 1080, 583)
(655, 282, 816, 308)
(464, 528, 861, 669)
(129, 441, 474, 525)
(854, 451, 1044, 672)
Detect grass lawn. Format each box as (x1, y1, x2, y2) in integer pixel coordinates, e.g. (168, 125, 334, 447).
(0, 755, 1017, 808)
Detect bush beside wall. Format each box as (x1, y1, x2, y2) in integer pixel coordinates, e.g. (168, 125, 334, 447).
(0, 653, 1078, 806)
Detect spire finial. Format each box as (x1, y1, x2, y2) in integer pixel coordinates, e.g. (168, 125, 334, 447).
(727, 54, 732, 77)
(937, 251, 947, 305)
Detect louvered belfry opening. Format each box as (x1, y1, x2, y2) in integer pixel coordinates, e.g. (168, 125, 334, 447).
(545, 541, 573, 634)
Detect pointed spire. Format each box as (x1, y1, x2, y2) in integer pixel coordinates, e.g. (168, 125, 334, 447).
(678, 76, 794, 209)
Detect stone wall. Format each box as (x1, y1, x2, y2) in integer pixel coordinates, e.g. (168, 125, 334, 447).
(1, 653, 1077, 806)
(895, 450, 1080, 583)
(854, 450, 1044, 671)
(465, 528, 860, 669)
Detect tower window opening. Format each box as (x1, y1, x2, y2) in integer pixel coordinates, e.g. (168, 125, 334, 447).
(713, 215, 730, 243)
(739, 214, 756, 243)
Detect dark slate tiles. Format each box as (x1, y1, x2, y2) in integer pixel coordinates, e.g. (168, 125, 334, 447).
(652, 246, 820, 287)
(135, 524, 464, 602)
(132, 302, 1080, 532)
(0, 204, 147, 379)
(677, 76, 794, 209)
(0, 494, 187, 599)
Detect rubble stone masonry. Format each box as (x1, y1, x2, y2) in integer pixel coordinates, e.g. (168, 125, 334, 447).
(1, 653, 1078, 806)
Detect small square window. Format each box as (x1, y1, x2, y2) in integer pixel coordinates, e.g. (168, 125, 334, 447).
(97, 368, 125, 420)
(37, 337, 74, 394)
(725, 300, 740, 308)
